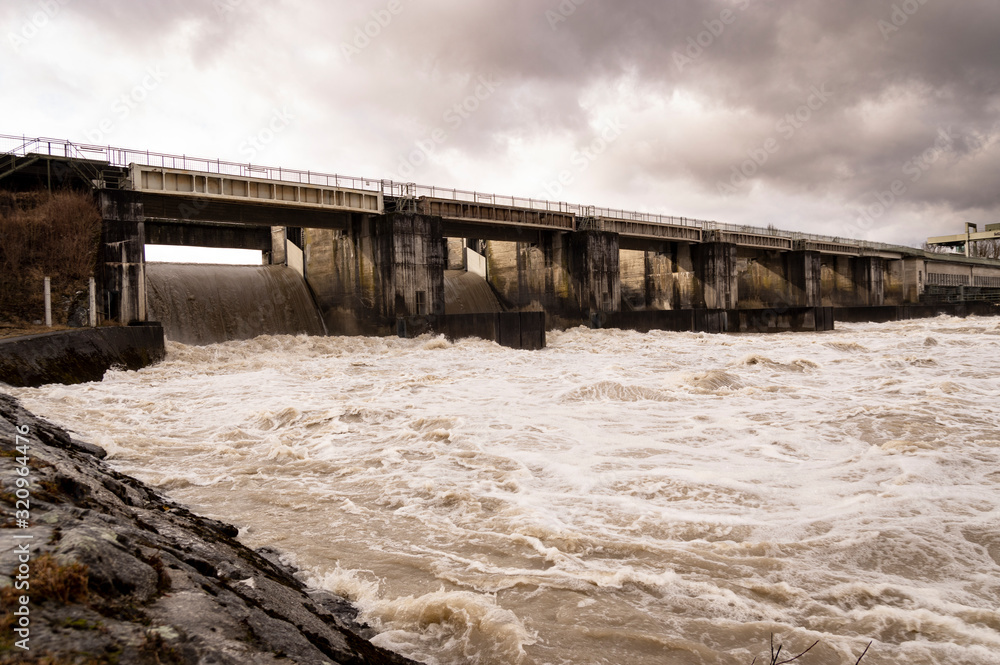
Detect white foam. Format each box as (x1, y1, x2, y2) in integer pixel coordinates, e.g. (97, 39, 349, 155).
(8, 317, 1000, 664)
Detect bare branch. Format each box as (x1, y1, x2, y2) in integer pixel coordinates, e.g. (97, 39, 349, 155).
(777, 640, 819, 664)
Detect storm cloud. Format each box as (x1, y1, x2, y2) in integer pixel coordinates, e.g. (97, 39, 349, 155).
(3, 0, 998, 246)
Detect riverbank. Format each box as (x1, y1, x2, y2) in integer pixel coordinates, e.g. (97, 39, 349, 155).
(0, 392, 419, 664)
(0, 324, 165, 388)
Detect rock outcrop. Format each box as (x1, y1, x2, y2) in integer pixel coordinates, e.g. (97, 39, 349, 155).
(0, 393, 419, 665)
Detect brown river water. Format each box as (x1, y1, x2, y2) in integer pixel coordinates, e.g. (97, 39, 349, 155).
(9, 317, 1000, 664)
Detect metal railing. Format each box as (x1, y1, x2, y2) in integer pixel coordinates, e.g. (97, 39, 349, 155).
(0, 133, 921, 255)
(0, 134, 384, 193)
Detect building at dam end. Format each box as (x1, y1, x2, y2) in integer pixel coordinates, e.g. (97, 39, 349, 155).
(3, 135, 999, 342)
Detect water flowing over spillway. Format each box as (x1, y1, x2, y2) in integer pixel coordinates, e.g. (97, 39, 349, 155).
(444, 269, 504, 314)
(146, 262, 325, 344)
(11, 318, 1000, 664)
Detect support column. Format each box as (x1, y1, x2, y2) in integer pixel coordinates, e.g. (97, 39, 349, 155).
(569, 230, 620, 316)
(693, 242, 737, 310)
(98, 190, 146, 324)
(787, 250, 821, 307)
(270, 227, 287, 265)
(352, 213, 446, 329)
(853, 256, 885, 306)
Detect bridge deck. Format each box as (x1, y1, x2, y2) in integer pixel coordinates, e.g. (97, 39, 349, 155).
(0, 135, 946, 262)
(129, 165, 381, 215)
(415, 197, 575, 231)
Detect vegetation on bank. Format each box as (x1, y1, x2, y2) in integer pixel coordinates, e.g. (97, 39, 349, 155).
(0, 191, 101, 327)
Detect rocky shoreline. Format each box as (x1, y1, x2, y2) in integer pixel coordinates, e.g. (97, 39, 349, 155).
(0, 392, 420, 665)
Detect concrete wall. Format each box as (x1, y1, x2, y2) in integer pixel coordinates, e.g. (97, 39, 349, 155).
(446, 238, 466, 270)
(834, 302, 999, 323)
(736, 249, 788, 309)
(620, 249, 646, 309)
(570, 231, 620, 315)
(484, 231, 620, 323)
(397, 312, 546, 350)
(0, 323, 165, 387)
(693, 242, 737, 309)
(820, 255, 887, 307)
(303, 213, 446, 335)
(593, 307, 834, 334)
(485, 237, 572, 314)
(884, 259, 905, 305)
(98, 190, 146, 325)
(303, 227, 362, 334)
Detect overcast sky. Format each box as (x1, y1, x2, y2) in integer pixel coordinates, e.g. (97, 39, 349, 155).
(3, 0, 999, 247)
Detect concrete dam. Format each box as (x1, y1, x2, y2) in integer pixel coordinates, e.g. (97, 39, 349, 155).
(3, 135, 999, 346)
(145, 262, 503, 345)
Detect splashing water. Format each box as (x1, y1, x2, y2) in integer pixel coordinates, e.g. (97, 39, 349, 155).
(10, 317, 1000, 664)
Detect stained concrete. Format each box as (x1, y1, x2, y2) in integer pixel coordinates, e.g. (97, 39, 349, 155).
(594, 307, 835, 334)
(98, 190, 146, 324)
(397, 311, 545, 350)
(0, 323, 165, 387)
(693, 242, 737, 310)
(302, 213, 446, 335)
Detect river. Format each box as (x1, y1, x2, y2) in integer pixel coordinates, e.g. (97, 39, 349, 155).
(9, 317, 1000, 664)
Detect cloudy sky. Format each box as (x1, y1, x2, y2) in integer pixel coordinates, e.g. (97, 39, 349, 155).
(3, 0, 999, 247)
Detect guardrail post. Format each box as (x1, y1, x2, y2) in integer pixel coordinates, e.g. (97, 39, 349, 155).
(44, 277, 52, 327)
(89, 277, 97, 327)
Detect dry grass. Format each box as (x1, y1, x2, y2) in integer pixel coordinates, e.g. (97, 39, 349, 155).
(0, 191, 101, 326)
(0, 554, 89, 608)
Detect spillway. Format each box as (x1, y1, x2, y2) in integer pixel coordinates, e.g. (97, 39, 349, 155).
(146, 263, 325, 345)
(443, 269, 503, 314)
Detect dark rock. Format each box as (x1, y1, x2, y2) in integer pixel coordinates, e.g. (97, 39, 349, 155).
(0, 394, 422, 665)
(66, 290, 89, 328)
(56, 526, 160, 602)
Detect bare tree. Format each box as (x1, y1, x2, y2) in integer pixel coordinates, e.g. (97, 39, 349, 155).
(971, 238, 1000, 259)
(921, 241, 954, 254)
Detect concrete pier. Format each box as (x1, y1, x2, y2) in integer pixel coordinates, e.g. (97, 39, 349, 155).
(98, 190, 146, 325)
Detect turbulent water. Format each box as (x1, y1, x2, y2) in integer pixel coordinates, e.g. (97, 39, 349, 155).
(9, 317, 1000, 665)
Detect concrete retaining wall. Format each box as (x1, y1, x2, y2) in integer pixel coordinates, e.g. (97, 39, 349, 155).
(0, 323, 165, 387)
(397, 312, 546, 350)
(593, 307, 835, 334)
(834, 303, 999, 323)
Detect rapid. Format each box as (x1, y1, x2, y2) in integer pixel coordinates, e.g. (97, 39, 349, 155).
(8, 317, 1000, 664)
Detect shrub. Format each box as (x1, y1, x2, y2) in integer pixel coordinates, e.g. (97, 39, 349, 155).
(0, 190, 101, 325)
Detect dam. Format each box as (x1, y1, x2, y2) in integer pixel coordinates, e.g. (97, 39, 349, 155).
(5, 136, 1000, 664)
(3, 135, 999, 345)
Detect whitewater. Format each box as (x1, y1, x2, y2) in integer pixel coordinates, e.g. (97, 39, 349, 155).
(9, 317, 1000, 664)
